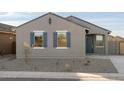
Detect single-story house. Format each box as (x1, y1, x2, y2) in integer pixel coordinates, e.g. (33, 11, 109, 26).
(16, 12, 112, 59)
(0, 23, 16, 55)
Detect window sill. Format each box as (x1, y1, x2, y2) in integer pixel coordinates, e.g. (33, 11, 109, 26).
(96, 46, 104, 48)
(56, 47, 69, 49)
(32, 47, 45, 49)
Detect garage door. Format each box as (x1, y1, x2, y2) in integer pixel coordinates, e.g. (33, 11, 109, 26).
(120, 42, 124, 55)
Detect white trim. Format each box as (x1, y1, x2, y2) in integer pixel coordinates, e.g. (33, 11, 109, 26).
(56, 30, 68, 48)
(33, 47, 45, 49)
(33, 30, 45, 33)
(33, 31, 45, 49)
(56, 30, 68, 32)
(56, 47, 69, 49)
(95, 46, 104, 48)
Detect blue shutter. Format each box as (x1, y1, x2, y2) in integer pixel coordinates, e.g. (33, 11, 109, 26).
(43, 32, 47, 48)
(67, 32, 71, 48)
(30, 32, 34, 47)
(53, 32, 57, 48)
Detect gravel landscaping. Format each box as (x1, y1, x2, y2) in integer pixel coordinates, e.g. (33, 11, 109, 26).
(0, 55, 118, 73)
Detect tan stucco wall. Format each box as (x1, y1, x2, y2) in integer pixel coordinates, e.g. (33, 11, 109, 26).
(16, 14, 86, 58)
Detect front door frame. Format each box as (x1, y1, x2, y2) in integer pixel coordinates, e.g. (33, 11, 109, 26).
(86, 34, 95, 54)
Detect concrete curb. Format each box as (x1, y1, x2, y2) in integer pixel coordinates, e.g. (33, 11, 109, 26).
(0, 71, 123, 80)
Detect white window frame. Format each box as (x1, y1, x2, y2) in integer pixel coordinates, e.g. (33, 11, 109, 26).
(56, 30, 68, 49)
(33, 31, 45, 49)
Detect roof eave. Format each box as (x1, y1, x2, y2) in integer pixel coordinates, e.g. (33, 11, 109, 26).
(67, 16, 112, 33)
(17, 12, 88, 29)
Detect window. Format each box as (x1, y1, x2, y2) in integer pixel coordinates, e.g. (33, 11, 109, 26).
(34, 32, 43, 47)
(57, 32, 67, 47)
(96, 35, 104, 48)
(30, 31, 47, 48)
(53, 31, 71, 49)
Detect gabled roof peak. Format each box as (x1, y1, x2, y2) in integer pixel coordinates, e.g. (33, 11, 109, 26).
(17, 12, 87, 29)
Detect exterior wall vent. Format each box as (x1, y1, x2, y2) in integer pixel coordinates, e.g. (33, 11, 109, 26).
(49, 17, 52, 25)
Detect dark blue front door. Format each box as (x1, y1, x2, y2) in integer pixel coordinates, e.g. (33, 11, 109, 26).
(86, 35, 94, 54)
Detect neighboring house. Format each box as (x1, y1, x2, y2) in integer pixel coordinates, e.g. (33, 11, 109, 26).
(16, 13, 111, 59)
(108, 35, 124, 55)
(0, 23, 16, 55)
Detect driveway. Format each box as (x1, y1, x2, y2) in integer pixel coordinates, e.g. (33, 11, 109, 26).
(109, 56, 124, 74)
(88, 55, 124, 74)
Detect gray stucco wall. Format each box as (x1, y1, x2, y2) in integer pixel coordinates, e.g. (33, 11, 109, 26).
(16, 14, 86, 58)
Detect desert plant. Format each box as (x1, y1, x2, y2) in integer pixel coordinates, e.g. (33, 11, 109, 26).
(56, 61, 59, 65)
(33, 65, 39, 71)
(84, 60, 91, 66)
(0, 50, 5, 56)
(23, 42, 30, 64)
(72, 58, 75, 63)
(64, 64, 72, 72)
(0, 65, 5, 70)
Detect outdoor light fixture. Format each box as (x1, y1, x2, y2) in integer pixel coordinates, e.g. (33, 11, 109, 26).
(49, 17, 52, 25)
(108, 31, 111, 34)
(85, 29, 89, 34)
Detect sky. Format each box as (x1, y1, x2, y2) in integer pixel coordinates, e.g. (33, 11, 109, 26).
(0, 12, 124, 37)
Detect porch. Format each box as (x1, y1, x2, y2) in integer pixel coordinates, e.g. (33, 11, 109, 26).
(86, 34, 108, 55)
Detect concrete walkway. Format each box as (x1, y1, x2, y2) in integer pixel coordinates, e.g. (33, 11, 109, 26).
(110, 56, 124, 74)
(0, 71, 124, 81)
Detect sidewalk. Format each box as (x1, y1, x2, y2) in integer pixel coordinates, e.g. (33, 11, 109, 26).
(0, 71, 124, 81)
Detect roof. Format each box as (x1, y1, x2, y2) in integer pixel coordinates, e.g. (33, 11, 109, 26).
(0, 23, 15, 32)
(109, 35, 124, 41)
(17, 12, 112, 33)
(67, 16, 112, 33)
(17, 12, 87, 29)
(115, 36, 124, 40)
